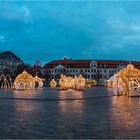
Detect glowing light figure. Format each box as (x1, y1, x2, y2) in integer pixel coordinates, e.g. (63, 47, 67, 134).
(50, 79, 57, 88)
(14, 71, 35, 90)
(106, 74, 116, 88)
(34, 76, 43, 88)
(59, 74, 85, 90)
(113, 64, 140, 96)
(85, 79, 96, 88)
(77, 75, 86, 90)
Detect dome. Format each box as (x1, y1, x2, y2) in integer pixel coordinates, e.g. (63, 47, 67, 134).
(113, 64, 140, 96)
(15, 71, 34, 81)
(117, 64, 140, 78)
(127, 64, 134, 70)
(14, 71, 35, 90)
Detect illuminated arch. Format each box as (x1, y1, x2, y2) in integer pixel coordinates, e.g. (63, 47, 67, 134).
(34, 76, 43, 88)
(114, 64, 140, 96)
(113, 74, 129, 95)
(5, 74, 12, 89)
(0, 74, 12, 89)
(14, 71, 35, 90)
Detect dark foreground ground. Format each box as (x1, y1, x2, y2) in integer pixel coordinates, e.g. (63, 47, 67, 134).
(0, 86, 140, 139)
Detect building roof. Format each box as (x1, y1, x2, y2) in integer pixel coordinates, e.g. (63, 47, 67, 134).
(44, 60, 91, 68)
(0, 51, 22, 61)
(44, 59, 140, 69)
(97, 60, 140, 69)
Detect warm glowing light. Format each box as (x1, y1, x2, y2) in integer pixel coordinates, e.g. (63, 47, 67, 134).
(0, 74, 12, 89)
(113, 64, 140, 97)
(50, 79, 57, 87)
(14, 71, 43, 90)
(34, 76, 43, 88)
(106, 74, 116, 88)
(85, 80, 96, 87)
(59, 74, 85, 90)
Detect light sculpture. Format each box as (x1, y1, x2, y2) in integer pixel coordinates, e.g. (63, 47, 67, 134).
(106, 74, 116, 88)
(113, 64, 140, 97)
(0, 74, 12, 89)
(34, 76, 43, 88)
(14, 71, 43, 90)
(77, 75, 86, 90)
(85, 79, 96, 87)
(14, 71, 35, 90)
(59, 74, 85, 90)
(50, 79, 57, 88)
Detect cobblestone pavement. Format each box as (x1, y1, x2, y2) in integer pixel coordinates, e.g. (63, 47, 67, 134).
(0, 87, 139, 139)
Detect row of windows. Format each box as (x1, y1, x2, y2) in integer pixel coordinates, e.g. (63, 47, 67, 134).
(91, 64, 107, 68)
(43, 69, 112, 73)
(46, 74, 108, 80)
(0, 61, 21, 66)
(99, 64, 107, 67)
(109, 70, 117, 73)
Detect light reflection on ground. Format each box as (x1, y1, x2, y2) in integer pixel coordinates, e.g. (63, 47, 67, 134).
(0, 86, 140, 139)
(0, 87, 114, 100)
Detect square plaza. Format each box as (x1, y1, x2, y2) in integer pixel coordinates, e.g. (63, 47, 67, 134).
(0, 87, 139, 139)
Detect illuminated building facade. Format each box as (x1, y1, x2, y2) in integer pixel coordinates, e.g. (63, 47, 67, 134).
(42, 57, 140, 85)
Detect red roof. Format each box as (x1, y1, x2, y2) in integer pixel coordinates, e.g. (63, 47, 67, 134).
(44, 59, 140, 69)
(44, 60, 91, 68)
(97, 60, 140, 68)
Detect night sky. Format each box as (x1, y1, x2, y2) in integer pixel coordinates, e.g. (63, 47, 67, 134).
(0, 1, 140, 64)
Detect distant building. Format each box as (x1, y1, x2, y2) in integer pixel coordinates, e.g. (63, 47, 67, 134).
(0, 51, 23, 73)
(34, 59, 41, 67)
(33, 60, 42, 76)
(43, 57, 140, 85)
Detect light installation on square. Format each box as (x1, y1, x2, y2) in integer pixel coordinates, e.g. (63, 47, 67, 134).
(113, 64, 140, 96)
(14, 71, 43, 90)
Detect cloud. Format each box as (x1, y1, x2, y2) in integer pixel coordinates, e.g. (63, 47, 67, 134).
(0, 4, 31, 23)
(1, 1, 140, 63)
(0, 35, 5, 43)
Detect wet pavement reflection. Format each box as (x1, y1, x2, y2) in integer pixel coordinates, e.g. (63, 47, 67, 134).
(0, 86, 140, 139)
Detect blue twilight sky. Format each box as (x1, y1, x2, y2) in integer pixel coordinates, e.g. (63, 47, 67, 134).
(0, 1, 140, 64)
